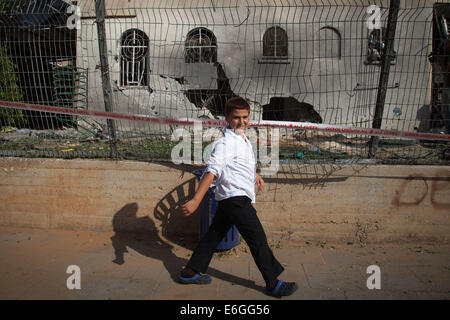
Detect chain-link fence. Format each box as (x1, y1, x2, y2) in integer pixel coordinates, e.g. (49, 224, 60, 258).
(0, 0, 449, 166)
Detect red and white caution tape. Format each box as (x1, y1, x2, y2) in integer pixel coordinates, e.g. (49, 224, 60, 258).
(254, 119, 450, 141)
(1, 100, 449, 141)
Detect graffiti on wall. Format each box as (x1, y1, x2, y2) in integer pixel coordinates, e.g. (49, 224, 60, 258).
(392, 170, 450, 209)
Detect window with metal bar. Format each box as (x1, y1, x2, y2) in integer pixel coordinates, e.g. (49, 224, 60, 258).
(120, 28, 149, 86)
(185, 27, 217, 63)
(262, 26, 288, 58)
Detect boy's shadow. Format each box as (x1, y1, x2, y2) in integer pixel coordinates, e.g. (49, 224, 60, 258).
(110, 179, 264, 293)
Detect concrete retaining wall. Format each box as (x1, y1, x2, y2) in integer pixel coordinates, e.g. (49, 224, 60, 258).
(1, 157, 449, 244)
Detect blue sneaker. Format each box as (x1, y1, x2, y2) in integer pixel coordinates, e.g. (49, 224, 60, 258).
(266, 280, 298, 298)
(179, 273, 212, 284)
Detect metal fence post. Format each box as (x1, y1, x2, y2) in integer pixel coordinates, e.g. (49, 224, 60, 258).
(368, 0, 400, 158)
(95, 0, 118, 159)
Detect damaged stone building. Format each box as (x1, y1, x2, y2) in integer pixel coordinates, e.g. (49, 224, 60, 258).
(71, 0, 446, 133)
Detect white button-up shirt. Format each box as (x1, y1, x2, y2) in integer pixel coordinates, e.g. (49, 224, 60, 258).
(204, 127, 256, 203)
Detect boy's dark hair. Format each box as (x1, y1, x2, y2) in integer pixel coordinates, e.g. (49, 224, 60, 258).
(224, 96, 250, 117)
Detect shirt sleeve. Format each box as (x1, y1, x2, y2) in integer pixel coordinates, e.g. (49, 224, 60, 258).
(204, 140, 227, 180)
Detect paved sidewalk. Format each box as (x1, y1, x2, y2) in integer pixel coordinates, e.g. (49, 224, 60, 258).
(0, 226, 449, 300)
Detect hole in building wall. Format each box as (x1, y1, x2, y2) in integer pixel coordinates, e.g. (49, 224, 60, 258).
(262, 97, 322, 123)
(184, 63, 237, 117)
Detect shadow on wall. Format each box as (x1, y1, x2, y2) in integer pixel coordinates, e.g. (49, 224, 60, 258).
(110, 202, 193, 285)
(153, 177, 200, 250)
(260, 162, 362, 192)
(110, 202, 184, 269)
(110, 176, 200, 251)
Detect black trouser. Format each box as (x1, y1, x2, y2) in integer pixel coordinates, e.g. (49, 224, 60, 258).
(186, 196, 284, 284)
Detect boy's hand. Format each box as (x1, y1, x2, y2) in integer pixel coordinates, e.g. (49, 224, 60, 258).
(181, 172, 215, 217)
(255, 173, 264, 192)
(181, 199, 200, 216)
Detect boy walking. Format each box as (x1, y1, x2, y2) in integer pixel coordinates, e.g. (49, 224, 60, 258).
(179, 97, 298, 297)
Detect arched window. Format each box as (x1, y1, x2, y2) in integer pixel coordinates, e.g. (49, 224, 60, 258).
(120, 29, 149, 86)
(317, 26, 341, 59)
(263, 26, 288, 58)
(185, 27, 217, 63)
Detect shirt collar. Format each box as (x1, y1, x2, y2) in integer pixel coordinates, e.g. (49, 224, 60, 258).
(224, 126, 249, 143)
